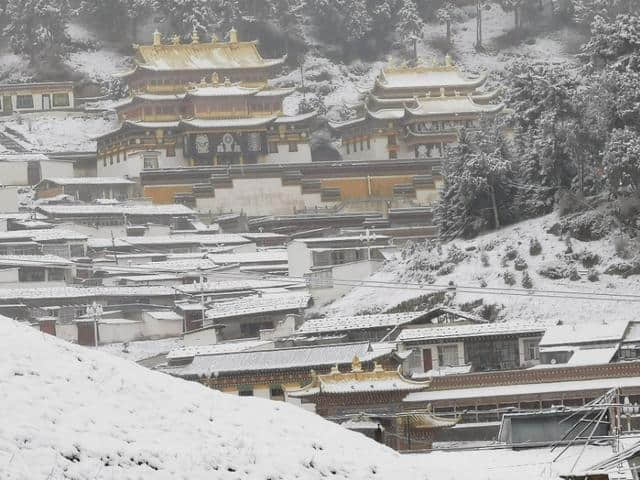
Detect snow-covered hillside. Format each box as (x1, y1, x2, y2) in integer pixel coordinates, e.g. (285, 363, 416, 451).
(327, 212, 640, 325)
(0, 319, 428, 479)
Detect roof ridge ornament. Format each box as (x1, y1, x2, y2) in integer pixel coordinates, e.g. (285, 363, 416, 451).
(192, 27, 200, 44)
(171, 33, 180, 45)
(351, 355, 362, 373)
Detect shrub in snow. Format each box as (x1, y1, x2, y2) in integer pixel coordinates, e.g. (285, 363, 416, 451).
(604, 258, 640, 277)
(479, 278, 488, 288)
(546, 223, 562, 236)
(522, 270, 534, 289)
(529, 238, 542, 256)
(514, 256, 528, 271)
(564, 237, 573, 254)
(577, 250, 601, 268)
(568, 266, 581, 281)
(538, 261, 569, 279)
(587, 269, 600, 282)
(614, 235, 630, 258)
(503, 270, 516, 286)
(437, 263, 456, 276)
(561, 210, 612, 241)
(504, 247, 518, 261)
(480, 252, 490, 267)
(447, 244, 468, 264)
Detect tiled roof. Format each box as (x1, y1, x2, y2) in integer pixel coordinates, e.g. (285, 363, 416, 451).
(377, 66, 487, 90)
(162, 342, 395, 377)
(206, 293, 310, 320)
(38, 204, 195, 217)
(166, 339, 274, 359)
(88, 233, 249, 249)
(539, 320, 629, 347)
(41, 177, 135, 186)
(0, 285, 175, 301)
(0, 254, 73, 267)
(398, 321, 553, 342)
(0, 228, 87, 242)
(133, 42, 285, 72)
(297, 312, 423, 335)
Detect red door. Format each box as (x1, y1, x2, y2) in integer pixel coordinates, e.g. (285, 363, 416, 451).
(422, 349, 433, 371)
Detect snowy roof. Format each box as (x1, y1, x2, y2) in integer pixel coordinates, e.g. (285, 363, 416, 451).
(239, 232, 287, 239)
(1, 319, 422, 479)
(163, 342, 396, 377)
(366, 107, 405, 120)
(255, 87, 296, 97)
(166, 339, 274, 360)
(567, 347, 618, 366)
(540, 321, 629, 347)
(0, 153, 50, 162)
(40, 177, 135, 186)
(404, 375, 640, 403)
(376, 66, 487, 90)
(0, 285, 175, 301)
(406, 96, 504, 116)
(398, 321, 552, 342)
(132, 258, 219, 273)
(88, 233, 250, 249)
(186, 83, 261, 96)
(0, 228, 87, 242)
(38, 204, 195, 217)
(176, 278, 304, 295)
(206, 293, 310, 320)
(297, 312, 426, 335)
(206, 250, 288, 265)
(131, 41, 286, 72)
(180, 117, 277, 129)
(293, 235, 390, 244)
(145, 310, 182, 321)
(290, 368, 428, 397)
(0, 254, 73, 268)
(273, 111, 318, 123)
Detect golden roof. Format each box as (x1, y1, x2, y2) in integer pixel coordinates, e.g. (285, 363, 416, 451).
(131, 41, 286, 73)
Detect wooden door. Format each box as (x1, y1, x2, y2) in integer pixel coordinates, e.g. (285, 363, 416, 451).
(422, 348, 433, 371)
(3, 96, 11, 114)
(42, 94, 51, 110)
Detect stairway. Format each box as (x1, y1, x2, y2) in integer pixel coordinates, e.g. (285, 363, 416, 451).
(0, 129, 27, 152)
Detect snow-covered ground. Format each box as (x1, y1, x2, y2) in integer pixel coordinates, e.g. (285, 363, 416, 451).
(0, 319, 430, 479)
(0, 111, 118, 152)
(327, 212, 640, 327)
(97, 337, 183, 362)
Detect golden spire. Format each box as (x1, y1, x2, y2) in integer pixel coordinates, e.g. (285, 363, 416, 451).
(152, 30, 162, 46)
(229, 27, 238, 44)
(171, 33, 180, 45)
(192, 27, 200, 44)
(351, 355, 362, 373)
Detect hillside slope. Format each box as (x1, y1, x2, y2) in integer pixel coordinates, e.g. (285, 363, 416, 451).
(327, 212, 640, 325)
(0, 319, 427, 479)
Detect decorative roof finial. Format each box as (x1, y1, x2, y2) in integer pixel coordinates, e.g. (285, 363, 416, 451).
(229, 27, 238, 44)
(171, 33, 180, 45)
(152, 30, 162, 46)
(211, 72, 219, 84)
(445, 53, 453, 67)
(210, 32, 219, 43)
(192, 27, 200, 44)
(351, 355, 362, 373)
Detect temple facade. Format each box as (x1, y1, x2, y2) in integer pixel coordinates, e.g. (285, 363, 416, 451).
(96, 29, 315, 178)
(330, 56, 504, 161)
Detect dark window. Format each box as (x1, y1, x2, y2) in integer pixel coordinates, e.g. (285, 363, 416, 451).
(103, 158, 107, 167)
(19, 267, 45, 282)
(387, 135, 397, 146)
(52, 93, 70, 107)
(346, 143, 350, 154)
(238, 386, 254, 396)
(240, 321, 274, 338)
(288, 142, 298, 152)
(389, 150, 397, 159)
(166, 146, 176, 157)
(270, 385, 285, 401)
(110, 155, 113, 165)
(47, 268, 65, 281)
(16, 95, 34, 109)
(268, 143, 278, 154)
(367, 138, 371, 150)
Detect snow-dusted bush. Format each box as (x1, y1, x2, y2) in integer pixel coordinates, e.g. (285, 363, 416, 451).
(503, 270, 516, 286)
(577, 250, 601, 268)
(529, 238, 542, 256)
(587, 269, 600, 282)
(504, 246, 518, 261)
(538, 261, 570, 279)
(561, 210, 613, 241)
(480, 252, 490, 267)
(447, 244, 468, 264)
(522, 270, 534, 289)
(568, 266, 581, 281)
(604, 257, 640, 277)
(437, 263, 456, 276)
(514, 256, 528, 271)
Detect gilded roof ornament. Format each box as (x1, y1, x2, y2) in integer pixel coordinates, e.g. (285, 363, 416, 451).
(191, 27, 200, 44)
(351, 355, 362, 373)
(445, 54, 453, 67)
(171, 33, 180, 45)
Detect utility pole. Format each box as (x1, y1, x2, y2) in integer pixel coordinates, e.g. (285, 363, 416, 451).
(476, 0, 483, 49)
(489, 184, 500, 230)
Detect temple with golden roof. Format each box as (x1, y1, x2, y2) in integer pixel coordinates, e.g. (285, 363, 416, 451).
(96, 28, 315, 178)
(330, 55, 504, 161)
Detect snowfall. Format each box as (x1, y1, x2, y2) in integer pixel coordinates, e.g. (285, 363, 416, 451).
(0, 318, 627, 479)
(327, 212, 640, 326)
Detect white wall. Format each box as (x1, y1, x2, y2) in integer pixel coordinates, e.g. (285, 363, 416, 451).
(0, 162, 29, 186)
(265, 142, 312, 163)
(98, 321, 145, 344)
(183, 327, 221, 346)
(6, 91, 74, 112)
(287, 241, 313, 278)
(0, 267, 19, 284)
(56, 322, 77, 343)
(142, 312, 183, 339)
(98, 148, 189, 179)
(309, 259, 382, 308)
(0, 186, 20, 213)
(195, 177, 323, 216)
(40, 160, 74, 179)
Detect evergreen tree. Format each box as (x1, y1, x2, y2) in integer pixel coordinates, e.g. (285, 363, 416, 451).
(603, 128, 640, 194)
(436, 123, 517, 239)
(395, 0, 424, 59)
(4, 0, 71, 64)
